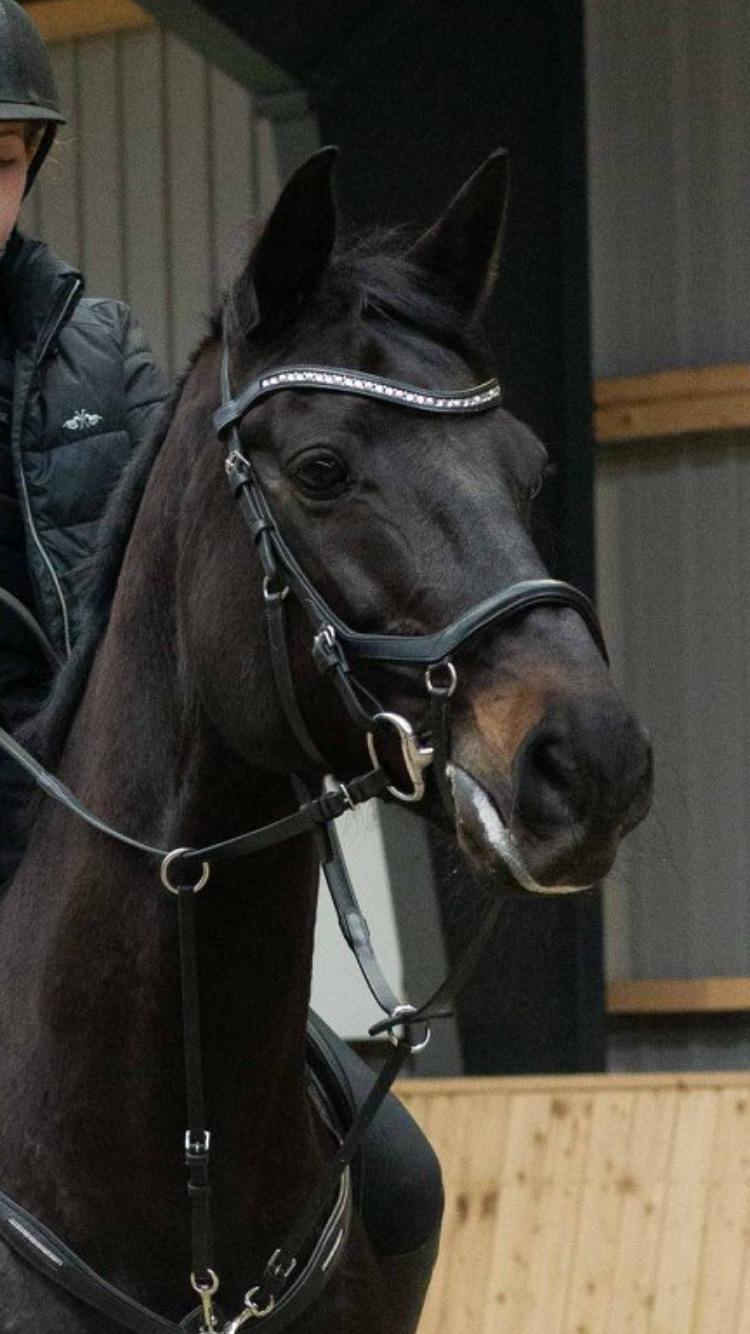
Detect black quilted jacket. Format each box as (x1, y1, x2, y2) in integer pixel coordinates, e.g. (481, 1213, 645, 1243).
(0, 229, 167, 659)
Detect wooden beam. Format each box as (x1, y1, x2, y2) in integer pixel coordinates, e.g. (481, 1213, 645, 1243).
(607, 976, 750, 1015)
(25, 0, 154, 43)
(593, 363, 750, 442)
(397, 1068, 750, 1096)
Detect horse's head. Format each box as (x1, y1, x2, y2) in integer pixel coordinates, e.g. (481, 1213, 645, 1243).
(180, 147, 652, 895)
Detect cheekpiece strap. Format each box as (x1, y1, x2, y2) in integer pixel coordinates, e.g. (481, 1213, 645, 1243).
(214, 360, 502, 437)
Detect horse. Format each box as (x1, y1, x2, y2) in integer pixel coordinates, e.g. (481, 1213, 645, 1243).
(0, 146, 652, 1333)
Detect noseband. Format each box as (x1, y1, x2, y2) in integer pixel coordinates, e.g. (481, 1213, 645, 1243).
(215, 347, 607, 801)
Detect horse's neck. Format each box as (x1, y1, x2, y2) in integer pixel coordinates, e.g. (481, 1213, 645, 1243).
(0, 538, 326, 1296)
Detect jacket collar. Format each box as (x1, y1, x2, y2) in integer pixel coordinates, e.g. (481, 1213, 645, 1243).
(0, 230, 83, 355)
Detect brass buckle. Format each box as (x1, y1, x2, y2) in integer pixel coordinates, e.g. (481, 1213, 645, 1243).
(191, 1269, 219, 1332)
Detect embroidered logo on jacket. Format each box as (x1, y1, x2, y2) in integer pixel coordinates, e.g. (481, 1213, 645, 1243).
(63, 409, 103, 432)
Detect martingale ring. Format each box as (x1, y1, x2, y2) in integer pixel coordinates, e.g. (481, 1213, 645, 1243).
(160, 847, 211, 894)
(387, 1004, 432, 1054)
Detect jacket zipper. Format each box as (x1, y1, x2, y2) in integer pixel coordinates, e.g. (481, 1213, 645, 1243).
(15, 276, 83, 660)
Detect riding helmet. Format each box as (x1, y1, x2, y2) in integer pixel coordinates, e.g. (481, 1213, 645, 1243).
(0, 0, 65, 190)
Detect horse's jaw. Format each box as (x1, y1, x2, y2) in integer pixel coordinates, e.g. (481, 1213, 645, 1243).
(448, 763, 596, 896)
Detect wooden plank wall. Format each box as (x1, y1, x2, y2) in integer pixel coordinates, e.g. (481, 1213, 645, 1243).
(398, 1074, 750, 1333)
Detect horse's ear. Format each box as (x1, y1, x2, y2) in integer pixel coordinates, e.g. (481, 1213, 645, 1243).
(409, 149, 509, 314)
(233, 145, 339, 336)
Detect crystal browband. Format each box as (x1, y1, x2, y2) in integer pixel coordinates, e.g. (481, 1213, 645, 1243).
(259, 369, 502, 410)
(214, 361, 503, 436)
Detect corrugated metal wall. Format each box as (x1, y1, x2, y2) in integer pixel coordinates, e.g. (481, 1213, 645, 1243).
(21, 27, 311, 379)
(586, 0, 750, 379)
(587, 0, 750, 1069)
(599, 433, 750, 968)
(599, 431, 750, 1070)
(19, 24, 404, 1040)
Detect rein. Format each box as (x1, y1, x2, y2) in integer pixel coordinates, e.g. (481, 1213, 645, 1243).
(0, 341, 607, 1333)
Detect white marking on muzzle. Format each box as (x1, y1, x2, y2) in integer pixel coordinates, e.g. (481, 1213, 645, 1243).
(448, 764, 592, 897)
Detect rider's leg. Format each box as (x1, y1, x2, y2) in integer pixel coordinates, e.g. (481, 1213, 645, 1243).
(308, 1013, 444, 1333)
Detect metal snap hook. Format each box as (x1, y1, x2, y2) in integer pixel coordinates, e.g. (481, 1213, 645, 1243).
(367, 712, 433, 803)
(224, 1287, 277, 1331)
(191, 1269, 220, 1332)
(245, 1287, 277, 1317)
(160, 847, 211, 894)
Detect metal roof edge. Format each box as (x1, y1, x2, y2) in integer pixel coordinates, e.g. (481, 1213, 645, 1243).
(135, 0, 300, 102)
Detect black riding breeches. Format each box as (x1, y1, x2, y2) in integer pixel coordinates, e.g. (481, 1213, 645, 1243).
(307, 1013, 443, 1332)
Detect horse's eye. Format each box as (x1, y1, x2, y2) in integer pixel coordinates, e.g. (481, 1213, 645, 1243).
(290, 450, 350, 498)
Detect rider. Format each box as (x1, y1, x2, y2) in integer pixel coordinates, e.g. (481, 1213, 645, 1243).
(0, 0, 167, 887)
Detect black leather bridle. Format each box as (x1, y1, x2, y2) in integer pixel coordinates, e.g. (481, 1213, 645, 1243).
(0, 340, 607, 1334)
(217, 351, 607, 803)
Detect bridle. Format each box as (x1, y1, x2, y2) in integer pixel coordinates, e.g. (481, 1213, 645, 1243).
(216, 351, 607, 803)
(0, 333, 608, 1334)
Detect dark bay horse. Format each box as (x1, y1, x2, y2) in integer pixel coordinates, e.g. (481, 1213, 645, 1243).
(0, 148, 651, 1333)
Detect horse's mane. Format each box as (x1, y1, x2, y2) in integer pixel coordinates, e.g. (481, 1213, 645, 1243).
(24, 230, 490, 773)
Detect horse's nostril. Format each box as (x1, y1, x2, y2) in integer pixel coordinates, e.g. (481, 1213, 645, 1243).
(512, 731, 579, 832)
(513, 702, 653, 842)
(529, 734, 577, 794)
(515, 727, 584, 828)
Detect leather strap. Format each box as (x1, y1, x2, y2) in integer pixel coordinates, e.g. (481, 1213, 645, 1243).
(0, 722, 387, 869)
(177, 889, 214, 1290)
(225, 451, 609, 671)
(0, 1190, 185, 1334)
(188, 768, 387, 865)
(0, 1164, 352, 1334)
(252, 1042, 407, 1310)
(327, 581, 608, 665)
(264, 591, 329, 768)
